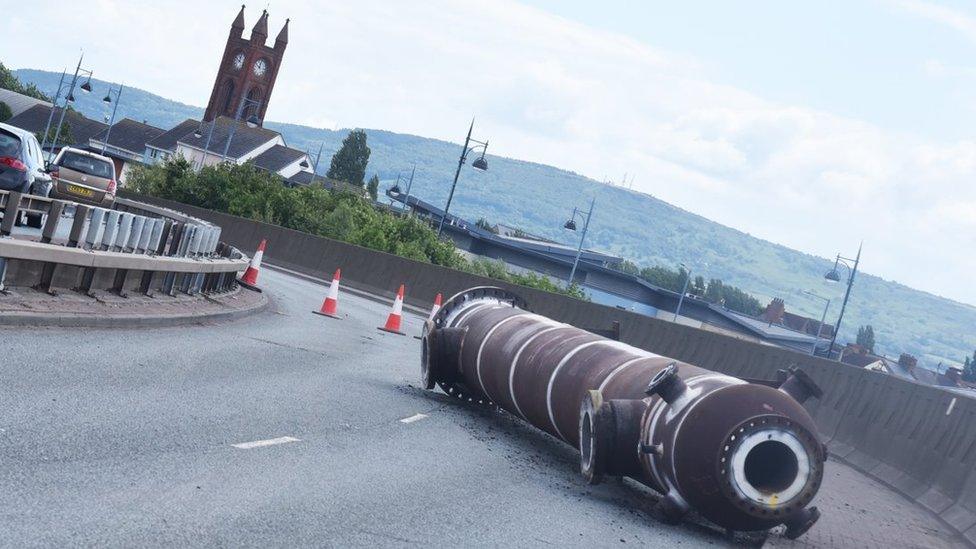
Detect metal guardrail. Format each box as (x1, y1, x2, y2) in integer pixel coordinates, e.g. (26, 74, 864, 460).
(0, 190, 249, 297)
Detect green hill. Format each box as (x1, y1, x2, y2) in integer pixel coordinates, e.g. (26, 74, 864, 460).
(14, 68, 976, 366)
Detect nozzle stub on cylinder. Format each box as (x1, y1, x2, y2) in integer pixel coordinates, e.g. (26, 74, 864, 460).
(644, 362, 688, 404)
(718, 415, 823, 521)
(778, 367, 823, 404)
(579, 391, 646, 485)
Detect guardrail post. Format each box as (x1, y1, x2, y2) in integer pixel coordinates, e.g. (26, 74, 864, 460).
(124, 216, 145, 254)
(100, 210, 120, 251)
(41, 200, 66, 244)
(182, 226, 203, 294)
(161, 222, 185, 295)
(67, 205, 90, 248)
(83, 208, 105, 251)
(168, 225, 193, 296)
(1, 191, 23, 237)
(112, 213, 133, 252)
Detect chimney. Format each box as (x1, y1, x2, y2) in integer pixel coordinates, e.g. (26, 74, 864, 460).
(762, 298, 786, 324)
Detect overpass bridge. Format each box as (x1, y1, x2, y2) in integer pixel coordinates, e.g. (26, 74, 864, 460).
(0, 267, 964, 547)
(0, 190, 972, 547)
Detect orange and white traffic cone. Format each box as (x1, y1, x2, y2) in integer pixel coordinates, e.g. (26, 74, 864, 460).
(415, 292, 443, 339)
(238, 238, 266, 290)
(313, 269, 342, 319)
(378, 284, 406, 335)
(427, 293, 442, 321)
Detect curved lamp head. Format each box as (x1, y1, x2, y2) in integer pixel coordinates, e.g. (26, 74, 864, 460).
(66, 93, 75, 103)
(824, 269, 842, 283)
(564, 219, 577, 231)
(80, 79, 93, 93)
(472, 154, 488, 171)
(245, 115, 261, 128)
(102, 94, 111, 104)
(193, 127, 204, 139)
(300, 159, 310, 168)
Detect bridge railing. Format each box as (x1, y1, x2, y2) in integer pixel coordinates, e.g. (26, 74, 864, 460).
(0, 190, 248, 296)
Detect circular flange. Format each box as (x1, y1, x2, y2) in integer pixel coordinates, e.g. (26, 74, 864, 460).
(716, 415, 823, 520)
(429, 286, 529, 330)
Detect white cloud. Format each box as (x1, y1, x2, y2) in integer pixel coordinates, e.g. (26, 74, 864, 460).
(2, 0, 975, 304)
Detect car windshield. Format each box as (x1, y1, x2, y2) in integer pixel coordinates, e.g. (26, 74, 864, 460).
(0, 129, 22, 158)
(59, 151, 113, 178)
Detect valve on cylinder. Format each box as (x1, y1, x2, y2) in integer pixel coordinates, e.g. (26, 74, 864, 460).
(421, 287, 827, 539)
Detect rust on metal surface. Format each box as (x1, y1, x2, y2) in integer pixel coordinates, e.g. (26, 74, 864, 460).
(421, 286, 826, 539)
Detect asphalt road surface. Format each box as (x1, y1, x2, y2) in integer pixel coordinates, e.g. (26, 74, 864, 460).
(0, 268, 965, 547)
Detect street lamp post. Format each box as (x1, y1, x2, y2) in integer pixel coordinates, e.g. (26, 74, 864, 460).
(673, 263, 692, 322)
(563, 196, 596, 290)
(220, 96, 263, 162)
(823, 242, 863, 359)
(44, 54, 96, 156)
(438, 119, 489, 236)
(38, 68, 67, 159)
(803, 290, 831, 356)
(100, 83, 124, 155)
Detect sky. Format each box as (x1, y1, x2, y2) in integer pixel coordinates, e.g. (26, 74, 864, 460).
(2, 0, 975, 305)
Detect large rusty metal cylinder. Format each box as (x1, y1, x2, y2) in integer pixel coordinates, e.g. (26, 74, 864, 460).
(421, 287, 826, 539)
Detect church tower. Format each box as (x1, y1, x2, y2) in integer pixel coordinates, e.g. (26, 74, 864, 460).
(203, 5, 288, 126)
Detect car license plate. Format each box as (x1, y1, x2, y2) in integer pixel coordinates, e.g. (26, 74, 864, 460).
(67, 184, 94, 198)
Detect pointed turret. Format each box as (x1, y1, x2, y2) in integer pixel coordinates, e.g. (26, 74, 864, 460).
(274, 18, 289, 51)
(251, 9, 269, 44)
(230, 4, 246, 37)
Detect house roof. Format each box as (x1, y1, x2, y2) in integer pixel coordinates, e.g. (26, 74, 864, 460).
(251, 144, 306, 173)
(146, 118, 200, 152)
(90, 118, 165, 155)
(0, 88, 50, 118)
(6, 104, 107, 148)
(176, 116, 279, 159)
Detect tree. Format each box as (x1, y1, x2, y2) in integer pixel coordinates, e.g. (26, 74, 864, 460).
(366, 174, 379, 201)
(0, 62, 49, 101)
(475, 217, 498, 233)
(857, 325, 876, 353)
(327, 129, 370, 188)
(0, 101, 11, 123)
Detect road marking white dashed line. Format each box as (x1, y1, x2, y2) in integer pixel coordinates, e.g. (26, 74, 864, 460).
(232, 436, 301, 449)
(399, 413, 428, 424)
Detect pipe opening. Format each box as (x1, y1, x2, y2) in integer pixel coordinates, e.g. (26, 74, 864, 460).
(580, 411, 594, 469)
(744, 440, 799, 494)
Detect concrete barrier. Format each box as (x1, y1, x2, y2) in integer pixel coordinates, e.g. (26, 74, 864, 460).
(123, 191, 976, 545)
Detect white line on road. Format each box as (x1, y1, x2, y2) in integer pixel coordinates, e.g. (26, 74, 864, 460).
(399, 413, 428, 424)
(232, 436, 301, 449)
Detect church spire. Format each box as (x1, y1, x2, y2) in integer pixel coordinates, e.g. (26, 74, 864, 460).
(251, 9, 269, 44)
(230, 4, 245, 37)
(274, 18, 289, 51)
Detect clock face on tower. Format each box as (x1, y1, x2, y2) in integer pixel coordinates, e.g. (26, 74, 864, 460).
(253, 59, 268, 77)
(232, 52, 245, 71)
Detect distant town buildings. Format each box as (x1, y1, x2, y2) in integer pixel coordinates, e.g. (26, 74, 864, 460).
(1, 7, 317, 188)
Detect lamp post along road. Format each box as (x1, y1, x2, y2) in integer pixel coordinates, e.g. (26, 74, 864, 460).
(51, 54, 95, 156)
(673, 264, 692, 322)
(438, 119, 489, 236)
(563, 196, 595, 290)
(100, 84, 124, 155)
(803, 290, 831, 356)
(823, 242, 863, 359)
(39, 69, 67, 159)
